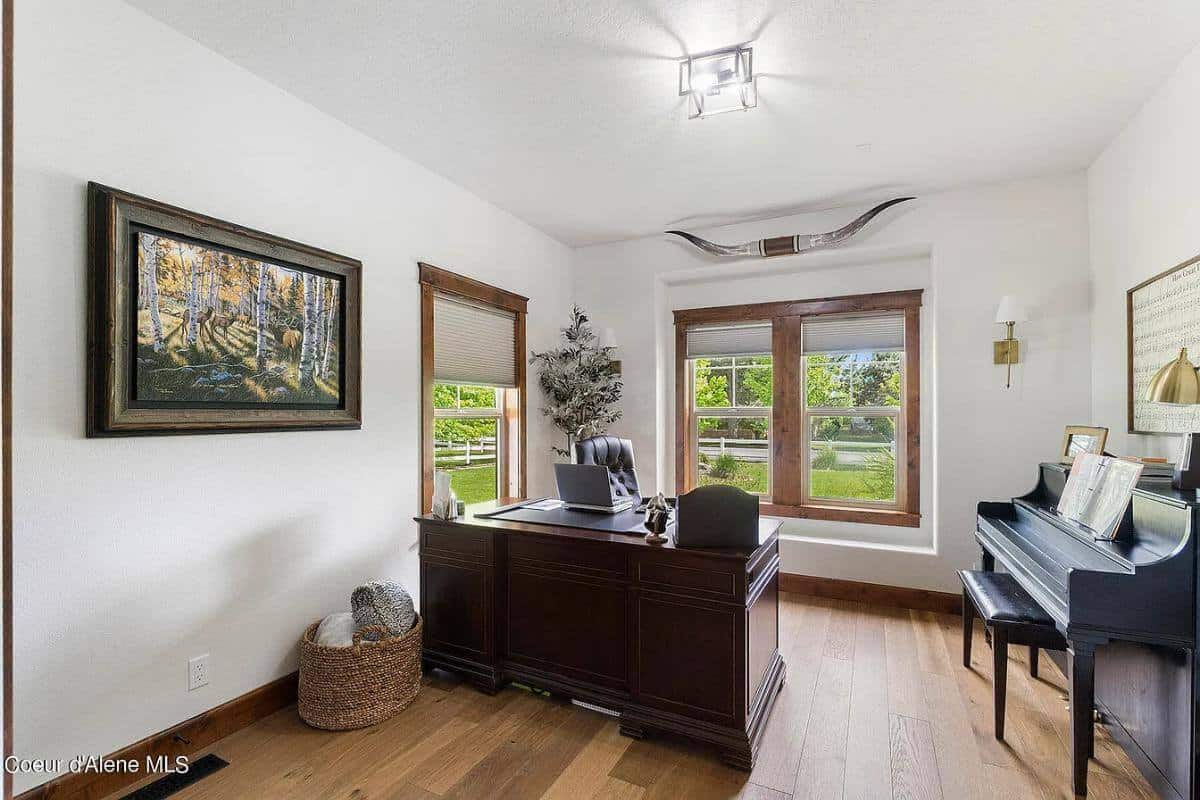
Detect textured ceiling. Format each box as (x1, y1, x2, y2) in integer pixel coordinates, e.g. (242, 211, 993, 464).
(126, 0, 1200, 246)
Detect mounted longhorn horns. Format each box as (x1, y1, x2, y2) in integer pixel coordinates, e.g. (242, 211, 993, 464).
(665, 197, 914, 258)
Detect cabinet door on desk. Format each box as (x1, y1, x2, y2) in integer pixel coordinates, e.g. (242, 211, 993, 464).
(635, 592, 740, 726)
(505, 565, 628, 689)
(421, 558, 493, 661)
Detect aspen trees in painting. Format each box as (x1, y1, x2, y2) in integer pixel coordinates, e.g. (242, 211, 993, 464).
(135, 232, 341, 405)
(88, 183, 361, 435)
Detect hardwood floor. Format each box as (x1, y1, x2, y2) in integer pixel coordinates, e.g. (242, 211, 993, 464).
(109, 594, 1158, 800)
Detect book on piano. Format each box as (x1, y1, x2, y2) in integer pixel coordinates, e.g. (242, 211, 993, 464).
(1056, 453, 1143, 540)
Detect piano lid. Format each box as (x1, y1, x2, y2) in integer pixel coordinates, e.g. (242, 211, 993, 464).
(1010, 463, 1192, 565)
(976, 463, 1196, 646)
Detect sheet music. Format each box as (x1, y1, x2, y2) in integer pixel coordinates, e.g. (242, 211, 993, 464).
(1130, 257, 1200, 433)
(1057, 454, 1143, 540)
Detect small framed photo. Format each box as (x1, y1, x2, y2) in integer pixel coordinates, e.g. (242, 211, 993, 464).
(1060, 426, 1109, 464)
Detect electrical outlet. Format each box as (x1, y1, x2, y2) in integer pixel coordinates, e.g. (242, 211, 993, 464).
(188, 654, 210, 691)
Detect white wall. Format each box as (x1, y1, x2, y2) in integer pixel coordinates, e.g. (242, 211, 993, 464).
(1089, 40, 1200, 458)
(13, 0, 571, 791)
(573, 174, 1093, 593)
(18, 0, 1192, 788)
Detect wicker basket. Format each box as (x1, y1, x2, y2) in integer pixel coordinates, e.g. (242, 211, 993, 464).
(298, 616, 423, 730)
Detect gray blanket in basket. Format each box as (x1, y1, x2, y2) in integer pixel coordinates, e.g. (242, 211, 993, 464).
(351, 580, 415, 638)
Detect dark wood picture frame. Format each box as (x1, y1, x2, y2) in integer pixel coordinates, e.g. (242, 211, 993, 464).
(87, 183, 362, 436)
(1126, 252, 1200, 435)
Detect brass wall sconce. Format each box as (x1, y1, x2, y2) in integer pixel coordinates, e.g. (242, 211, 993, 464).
(600, 327, 622, 375)
(993, 295, 1027, 389)
(1145, 347, 1200, 490)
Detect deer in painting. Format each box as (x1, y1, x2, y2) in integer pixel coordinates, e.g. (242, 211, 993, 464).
(212, 315, 232, 338)
(182, 308, 216, 344)
(280, 329, 302, 361)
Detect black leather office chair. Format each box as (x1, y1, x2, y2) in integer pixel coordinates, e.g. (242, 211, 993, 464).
(574, 435, 641, 502)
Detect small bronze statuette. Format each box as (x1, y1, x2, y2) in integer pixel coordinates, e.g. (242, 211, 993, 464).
(643, 492, 671, 544)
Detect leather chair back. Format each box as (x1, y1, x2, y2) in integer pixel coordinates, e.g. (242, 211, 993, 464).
(574, 435, 640, 502)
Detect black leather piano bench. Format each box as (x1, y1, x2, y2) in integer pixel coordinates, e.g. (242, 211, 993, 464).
(958, 570, 1067, 741)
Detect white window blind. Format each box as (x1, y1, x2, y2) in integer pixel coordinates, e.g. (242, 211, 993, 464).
(686, 323, 772, 359)
(802, 313, 904, 355)
(433, 293, 517, 387)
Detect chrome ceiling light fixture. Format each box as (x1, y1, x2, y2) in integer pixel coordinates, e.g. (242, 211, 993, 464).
(678, 44, 756, 119)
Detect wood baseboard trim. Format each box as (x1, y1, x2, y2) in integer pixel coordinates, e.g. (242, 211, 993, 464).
(16, 671, 298, 800)
(779, 572, 962, 615)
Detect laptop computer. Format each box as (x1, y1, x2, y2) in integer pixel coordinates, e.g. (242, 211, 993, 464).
(554, 464, 635, 513)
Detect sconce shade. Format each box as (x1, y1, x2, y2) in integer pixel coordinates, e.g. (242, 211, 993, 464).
(994, 295, 1028, 324)
(1145, 348, 1200, 405)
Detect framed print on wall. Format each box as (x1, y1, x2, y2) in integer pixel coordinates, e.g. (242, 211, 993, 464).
(1127, 252, 1200, 434)
(87, 183, 362, 436)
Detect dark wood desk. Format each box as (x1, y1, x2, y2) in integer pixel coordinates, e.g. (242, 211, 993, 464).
(415, 501, 785, 769)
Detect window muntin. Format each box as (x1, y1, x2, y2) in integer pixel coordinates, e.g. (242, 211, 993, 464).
(692, 355, 773, 496)
(433, 383, 503, 505)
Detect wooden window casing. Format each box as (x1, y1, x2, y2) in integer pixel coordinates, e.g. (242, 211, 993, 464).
(419, 263, 527, 512)
(674, 289, 922, 528)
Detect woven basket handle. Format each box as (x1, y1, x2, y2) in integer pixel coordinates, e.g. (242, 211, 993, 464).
(352, 625, 390, 647)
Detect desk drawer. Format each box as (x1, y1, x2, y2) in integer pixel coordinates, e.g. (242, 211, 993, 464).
(420, 523, 492, 563)
(748, 542, 779, 589)
(507, 535, 628, 580)
(635, 552, 741, 601)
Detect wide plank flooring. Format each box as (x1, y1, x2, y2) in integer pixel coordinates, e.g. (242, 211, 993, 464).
(108, 594, 1158, 800)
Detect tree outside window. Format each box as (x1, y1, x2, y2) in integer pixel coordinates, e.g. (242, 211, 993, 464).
(805, 352, 901, 503)
(693, 357, 772, 495)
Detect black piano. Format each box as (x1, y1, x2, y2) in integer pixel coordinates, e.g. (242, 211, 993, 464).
(977, 462, 1199, 799)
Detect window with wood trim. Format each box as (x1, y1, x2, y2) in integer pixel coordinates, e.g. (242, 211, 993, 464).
(675, 290, 921, 528)
(420, 263, 527, 512)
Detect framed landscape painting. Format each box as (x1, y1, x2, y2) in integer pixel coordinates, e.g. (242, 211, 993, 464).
(87, 183, 362, 435)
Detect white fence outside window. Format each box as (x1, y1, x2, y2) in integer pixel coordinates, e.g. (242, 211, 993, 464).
(698, 437, 894, 464)
(434, 437, 498, 467)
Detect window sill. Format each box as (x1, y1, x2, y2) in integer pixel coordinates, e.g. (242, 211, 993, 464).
(759, 502, 921, 529)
